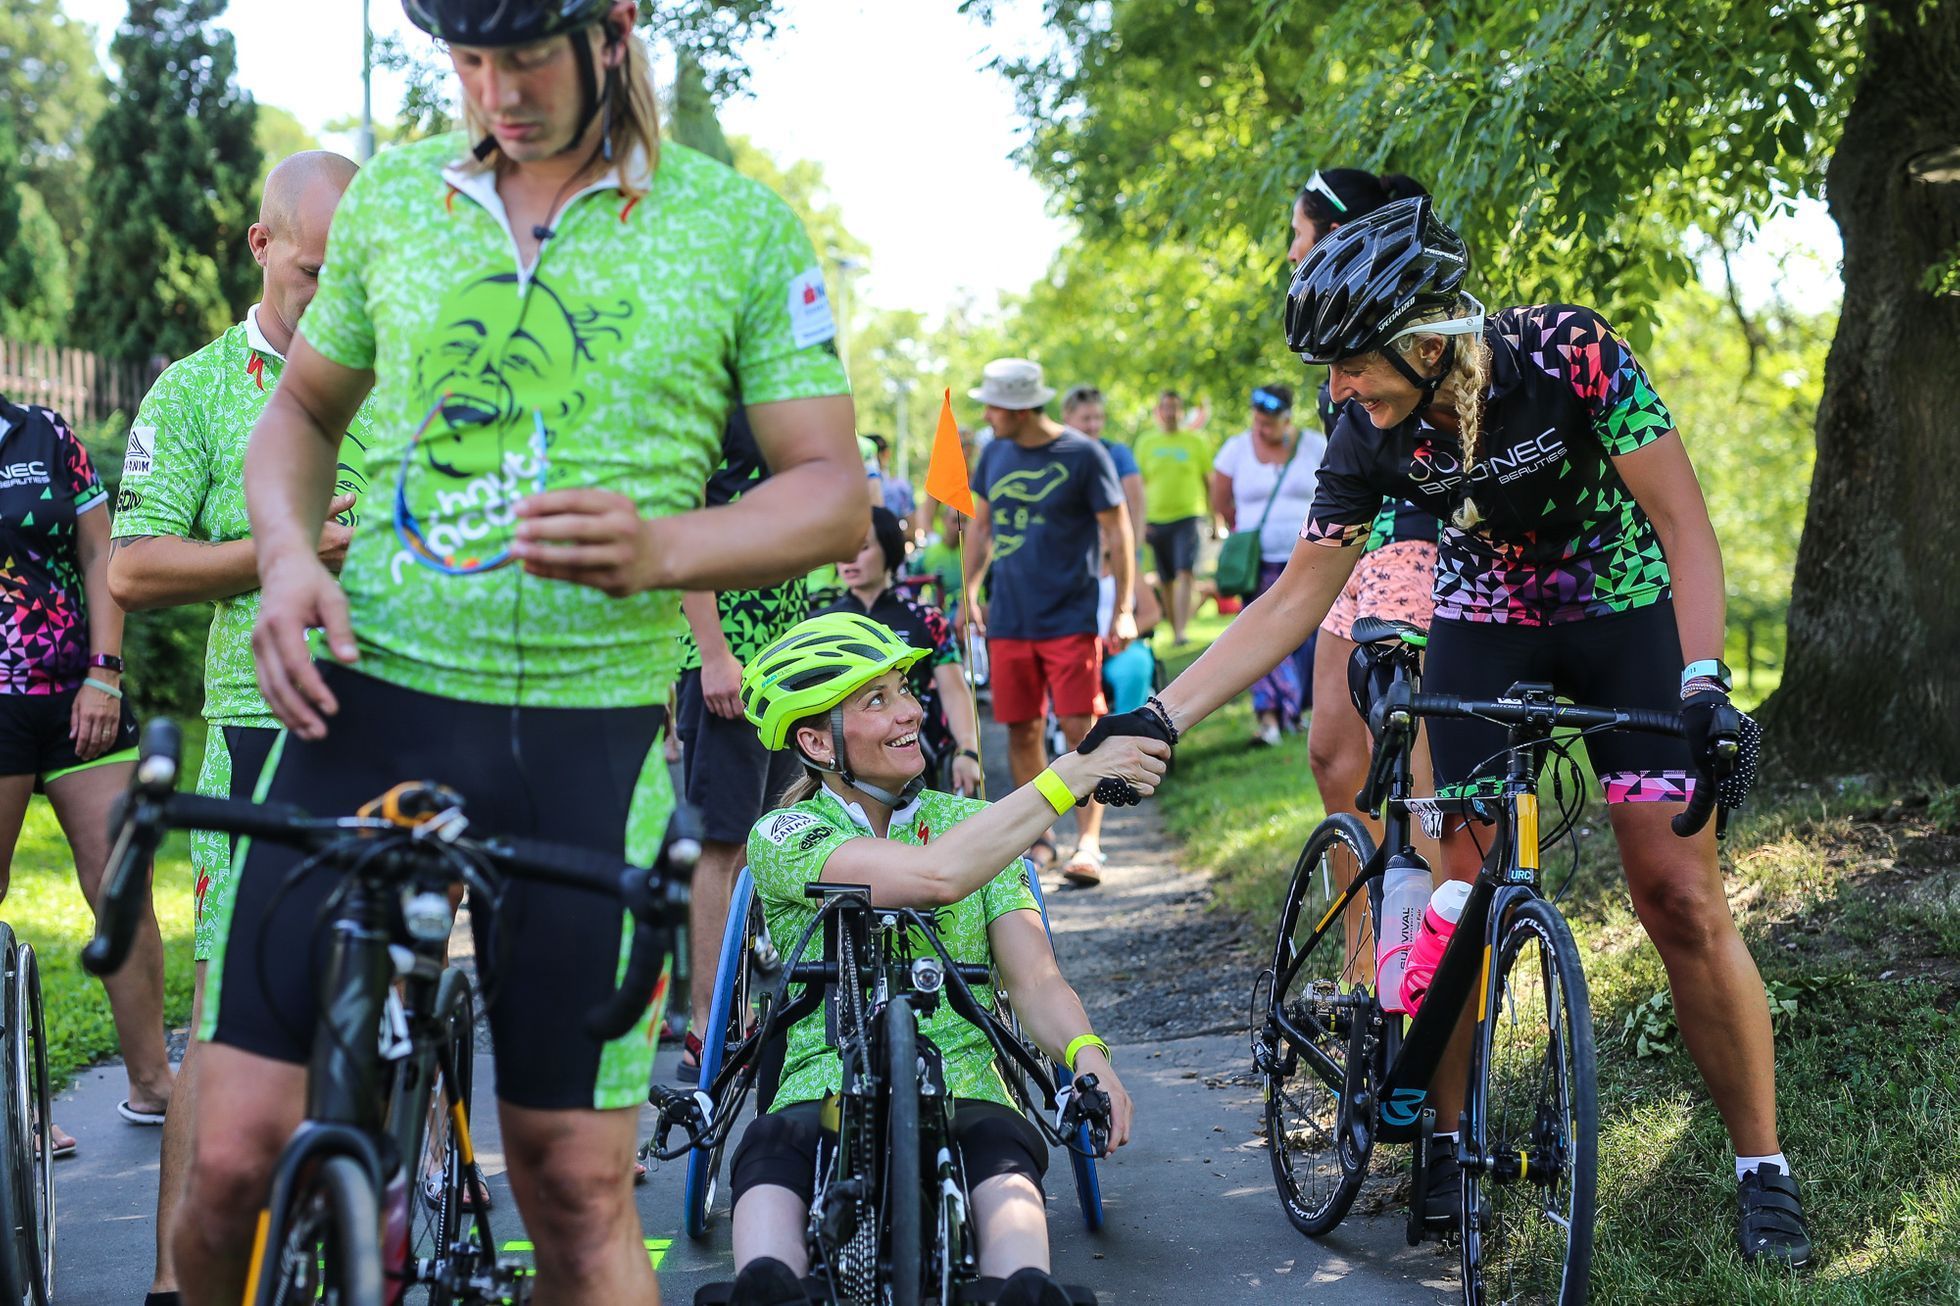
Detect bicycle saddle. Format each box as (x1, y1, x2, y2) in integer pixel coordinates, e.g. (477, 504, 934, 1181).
(1349, 615, 1425, 647)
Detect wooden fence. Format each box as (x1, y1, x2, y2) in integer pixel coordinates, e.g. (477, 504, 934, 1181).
(0, 339, 161, 428)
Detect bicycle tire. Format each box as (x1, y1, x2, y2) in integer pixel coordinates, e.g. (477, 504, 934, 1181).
(684, 868, 760, 1239)
(883, 999, 922, 1306)
(1019, 865, 1104, 1232)
(12, 944, 51, 1305)
(1258, 814, 1379, 1238)
(256, 1153, 385, 1306)
(1460, 896, 1598, 1306)
(408, 975, 481, 1306)
(0, 930, 26, 1306)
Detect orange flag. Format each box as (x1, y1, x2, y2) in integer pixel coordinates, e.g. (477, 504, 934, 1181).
(924, 388, 976, 518)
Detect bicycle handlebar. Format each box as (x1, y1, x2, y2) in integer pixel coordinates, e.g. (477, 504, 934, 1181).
(84, 719, 697, 1041)
(1366, 685, 1745, 839)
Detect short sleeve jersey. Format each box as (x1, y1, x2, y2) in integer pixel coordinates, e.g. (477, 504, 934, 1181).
(1132, 428, 1213, 523)
(1100, 438, 1140, 481)
(1302, 305, 1675, 626)
(974, 430, 1122, 640)
(1314, 381, 1435, 553)
(0, 401, 108, 694)
(112, 311, 376, 727)
(296, 136, 849, 707)
(746, 787, 1039, 1110)
(677, 409, 807, 673)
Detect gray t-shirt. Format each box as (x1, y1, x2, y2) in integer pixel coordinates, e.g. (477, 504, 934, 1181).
(976, 428, 1122, 639)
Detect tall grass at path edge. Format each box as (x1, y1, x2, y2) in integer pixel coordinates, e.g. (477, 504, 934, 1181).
(1152, 617, 1960, 1304)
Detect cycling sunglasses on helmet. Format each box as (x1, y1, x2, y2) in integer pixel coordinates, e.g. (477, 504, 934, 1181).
(394, 396, 550, 576)
(1380, 293, 1488, 349)
(1302, 171, 1349, 215)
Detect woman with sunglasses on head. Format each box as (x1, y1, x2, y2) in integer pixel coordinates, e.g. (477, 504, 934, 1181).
(1085, 197, 1810, 1268)
(175, 3, 866, 1303)
(1207, 382, 1325, 745)
(725, 612, 1155, 1306)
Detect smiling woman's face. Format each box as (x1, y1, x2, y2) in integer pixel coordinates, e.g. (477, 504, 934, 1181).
(795, 668, 925, 790)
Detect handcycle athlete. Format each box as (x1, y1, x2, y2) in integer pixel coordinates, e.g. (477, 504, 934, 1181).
(173, 1, 866, 1302)
(699, 613, 1161, 1304)
(1082, 196, 1810, 1267)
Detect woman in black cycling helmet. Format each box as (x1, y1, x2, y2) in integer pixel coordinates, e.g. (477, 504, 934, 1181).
(1088, 196, 1811, 1268)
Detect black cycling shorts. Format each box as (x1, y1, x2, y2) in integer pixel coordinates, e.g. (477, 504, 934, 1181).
(1423, 602, 1694, 805)
(677, 667, 804, 846)
(1145, 516, 1201, 578)
(0, 685, 139, 788)
(202, 665, 672, 1111)
(730, 1099, 1048, 1207)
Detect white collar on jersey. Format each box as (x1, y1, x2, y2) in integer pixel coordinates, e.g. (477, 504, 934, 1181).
(812, 780, 925, 838)
(244, 304, 285, 363)
(441, 142, 654, 208)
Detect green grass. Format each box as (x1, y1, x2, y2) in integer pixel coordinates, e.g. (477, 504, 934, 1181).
(6, 722, 201, 1086)
(1152, 625, 1960, 1303)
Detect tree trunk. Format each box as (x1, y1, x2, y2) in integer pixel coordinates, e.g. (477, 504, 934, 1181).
(1763, 0, 1960, 782)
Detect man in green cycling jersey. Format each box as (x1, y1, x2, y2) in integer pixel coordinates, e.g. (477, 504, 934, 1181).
(171, 5, 865, 1303)
(108, 149, 369, 1306)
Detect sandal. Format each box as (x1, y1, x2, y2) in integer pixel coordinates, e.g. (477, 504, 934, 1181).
(1026, 836, 1059, 874)
(677, 1029, 704, 1085)
(1737, 1164, 1812, 1268)
(423, 1166, 494, 1213)
(1059, 845, 1106, 888)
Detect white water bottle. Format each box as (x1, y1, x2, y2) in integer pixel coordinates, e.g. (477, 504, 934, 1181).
(1377, 855, 1431, 1014)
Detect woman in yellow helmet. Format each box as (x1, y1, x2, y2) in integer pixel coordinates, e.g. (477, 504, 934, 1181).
(724, 611, 1166, 1305)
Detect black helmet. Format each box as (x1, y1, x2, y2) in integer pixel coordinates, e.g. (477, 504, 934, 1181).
(402, 0, 613, 47)
(1284, 196, 1470, 365)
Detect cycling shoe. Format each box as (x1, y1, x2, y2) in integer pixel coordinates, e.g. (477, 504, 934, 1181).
(995, 1267, 1072, 1306)
(726, 1256, 812, 1305)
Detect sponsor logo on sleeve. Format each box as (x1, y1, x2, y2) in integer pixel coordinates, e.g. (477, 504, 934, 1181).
(115, 487, 144, 515)
(786, 268, 836, 350)
(124, 425, 156, 477)
(762, 811, 818, 845)
(796, 826, 836, 852)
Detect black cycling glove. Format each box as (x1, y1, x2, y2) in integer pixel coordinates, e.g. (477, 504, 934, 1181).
(1077, 706, 1175, 755)
(1679, 689, 1740, 781)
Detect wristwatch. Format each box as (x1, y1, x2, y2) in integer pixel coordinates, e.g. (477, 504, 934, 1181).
(88, 653, 125, 673)
(1680, 659, 1731, 694)
(958, 748, 981, 763)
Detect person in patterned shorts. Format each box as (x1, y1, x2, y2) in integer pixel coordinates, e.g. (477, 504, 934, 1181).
(722, 612, 1161, 1306)
(108, 150, 368, 1306)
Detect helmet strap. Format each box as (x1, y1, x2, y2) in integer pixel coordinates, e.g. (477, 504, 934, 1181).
(1382, 336, 1457, 406)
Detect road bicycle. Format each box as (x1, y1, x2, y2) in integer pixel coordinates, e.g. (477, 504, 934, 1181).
(650, 882, 1112, 1305)
(667, 859, 1103, 1240)
(0, 918, 51, 1306)
(87, 720, 697, 1306)
(1252, 616, 1757, 1305)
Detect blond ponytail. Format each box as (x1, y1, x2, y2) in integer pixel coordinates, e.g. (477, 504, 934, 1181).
(1390, 306, 1492, 529)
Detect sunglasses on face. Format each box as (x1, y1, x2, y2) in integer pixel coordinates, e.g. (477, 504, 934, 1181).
(1303, 170, 1348, 215)
(392, 396, 550, 576)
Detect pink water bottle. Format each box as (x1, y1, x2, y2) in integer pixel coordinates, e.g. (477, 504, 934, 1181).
(1400, 880, 1472, 1015)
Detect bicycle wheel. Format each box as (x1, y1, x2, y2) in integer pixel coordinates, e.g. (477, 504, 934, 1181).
(10, 945, 51, 1305)
(1018, 864, 1103, 1231)
(256, 1153, 385, 1306)
(1256, 814, 1378, 1237)
(407, 978, 484, 1306)
(1460, 896, 1598, 1306)
(684, 868, 765, 1239)
(0, 931, 27, 1306)
(883, 999, 922, 1306)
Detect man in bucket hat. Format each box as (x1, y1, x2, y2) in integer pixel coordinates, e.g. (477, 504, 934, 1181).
(962, 359, 1137, 886)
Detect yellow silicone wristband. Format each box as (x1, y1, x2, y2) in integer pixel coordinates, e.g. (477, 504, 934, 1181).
(1032, 767, 1075, 816)
(1065, 1034, 1110, 1073)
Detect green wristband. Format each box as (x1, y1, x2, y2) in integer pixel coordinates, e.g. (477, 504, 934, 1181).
(1065, 1033, 1110, 1073)
(1032, 767, 1075, 817)
(83, 678, 125, 700)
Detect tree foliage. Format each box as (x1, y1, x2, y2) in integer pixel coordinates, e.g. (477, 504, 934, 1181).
(0, 104, 73, 345)
(71, 0, 260, 362)
(0, 0, 108, 262)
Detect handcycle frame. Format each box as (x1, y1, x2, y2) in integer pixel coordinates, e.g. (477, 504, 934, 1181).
(86, 720, 696, 1305)
(652, 882, 1111, 1305)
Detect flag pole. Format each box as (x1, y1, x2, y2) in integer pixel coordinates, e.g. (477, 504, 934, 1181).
(924, 389, 985, 800)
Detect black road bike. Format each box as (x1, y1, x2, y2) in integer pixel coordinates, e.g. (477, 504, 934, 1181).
(1253, 617, 1757, 1305)
(86, 721, 697, 1306)
(0, 918, 52, 1306)
(652, 884, 1112, 1306)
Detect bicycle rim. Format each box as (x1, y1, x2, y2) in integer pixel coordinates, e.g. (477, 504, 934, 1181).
(264, 1155, 384, 1306)
(883, 1000, 922, 1306)
(14, 947, 50, 1305)
(1461, 898, 1597, 1306)
(1259, 815, 1378, 1237)
(0, 940, 26, 1306)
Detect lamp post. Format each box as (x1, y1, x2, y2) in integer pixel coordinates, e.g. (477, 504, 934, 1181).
(358, 0, 376, 161)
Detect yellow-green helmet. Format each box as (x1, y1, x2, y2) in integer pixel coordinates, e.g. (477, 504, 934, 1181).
(742, 611, 930, 751)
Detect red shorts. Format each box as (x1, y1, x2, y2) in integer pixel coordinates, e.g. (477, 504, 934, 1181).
(987, 634, 1106, 724)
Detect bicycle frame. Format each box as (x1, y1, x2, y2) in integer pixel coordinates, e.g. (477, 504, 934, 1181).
(1269, 684, 1557, 1148)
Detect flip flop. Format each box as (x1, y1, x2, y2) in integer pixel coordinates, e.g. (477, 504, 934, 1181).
(1059, 845, 1107, 888)
(118, 1099, 167, 1126)
(1027, 835, 1059, 874)
(676, 1029, 703, 1085)
(45, 1128, 76, 1160)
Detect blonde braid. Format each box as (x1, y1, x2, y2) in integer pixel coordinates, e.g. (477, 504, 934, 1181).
(1390, 304, 1492, 529)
